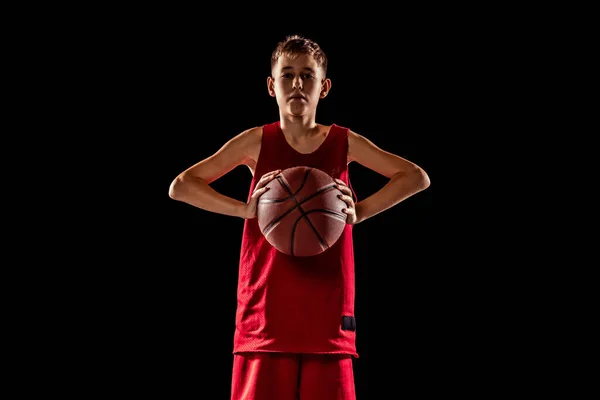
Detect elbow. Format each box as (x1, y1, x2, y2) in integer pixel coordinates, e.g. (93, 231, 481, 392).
(169, 175, 188, 201)
(399, 166, 430, 193)
(170, 173, 209, 201)
(416, 167, 431, 191)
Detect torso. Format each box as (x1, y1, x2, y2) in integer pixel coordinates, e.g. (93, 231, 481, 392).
(233, 120, 358, 357)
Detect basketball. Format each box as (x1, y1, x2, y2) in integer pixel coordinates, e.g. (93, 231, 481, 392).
(257, 166, 348, 257)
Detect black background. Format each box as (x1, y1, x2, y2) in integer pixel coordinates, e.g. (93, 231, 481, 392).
(63, 14, 504, 398)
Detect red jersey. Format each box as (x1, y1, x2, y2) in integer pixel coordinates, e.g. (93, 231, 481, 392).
(233, 121, 358, 358)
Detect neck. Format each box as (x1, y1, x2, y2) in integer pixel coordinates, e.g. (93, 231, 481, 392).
(279, 113, 318, 138)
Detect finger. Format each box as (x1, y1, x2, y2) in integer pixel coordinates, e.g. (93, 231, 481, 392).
(260, 170, 280, 181)
(334, 178, 346, 186)
(342, 207, 355, 215)
(264, 169, 282, 178)
(336, 184, 352, 196)
(251, 186, 270, 199)
(338, 194, 354, 205)
(255, 170, 281, 188)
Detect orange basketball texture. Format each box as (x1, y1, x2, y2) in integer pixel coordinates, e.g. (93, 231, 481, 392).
(257, 166, 348, 257)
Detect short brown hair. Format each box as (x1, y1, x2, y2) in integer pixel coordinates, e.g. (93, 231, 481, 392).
(271, 34, 328, 76)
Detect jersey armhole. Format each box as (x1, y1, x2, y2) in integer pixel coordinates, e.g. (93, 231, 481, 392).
(338, 125, 359, 203)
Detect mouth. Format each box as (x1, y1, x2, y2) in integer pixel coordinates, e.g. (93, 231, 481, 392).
(289, 95, 306, 101)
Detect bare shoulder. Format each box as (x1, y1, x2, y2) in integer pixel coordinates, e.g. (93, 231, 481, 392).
(238, 126, 262, 165)
(179, 126, 264, 183)
(236, 125, 263, 143)
(346, 129, 372, 163)
(222, 125, 262, 166)
(346, 129, 424, 178)
(227, 125, 261, 146)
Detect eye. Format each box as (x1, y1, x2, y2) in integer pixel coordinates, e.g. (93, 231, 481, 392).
(282, 73, 293, 79)
(303, 74, 315, 79)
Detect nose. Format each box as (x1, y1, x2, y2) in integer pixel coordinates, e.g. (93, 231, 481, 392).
(292, 77, 303, 90)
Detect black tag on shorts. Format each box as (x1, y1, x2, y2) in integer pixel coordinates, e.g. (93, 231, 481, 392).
(341, 316, 356, 331)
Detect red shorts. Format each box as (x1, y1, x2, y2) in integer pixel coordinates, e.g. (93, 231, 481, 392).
(231, 352, 355, 400)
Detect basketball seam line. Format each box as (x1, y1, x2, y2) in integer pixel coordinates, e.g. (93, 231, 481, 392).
(262, 170, 340, 235)
(284, 172, 329, 256)
(262, 184, 340, 234)
(257, 171, 309, 203)
(289, 209, 347, 254)
(266, 168, 330, 256)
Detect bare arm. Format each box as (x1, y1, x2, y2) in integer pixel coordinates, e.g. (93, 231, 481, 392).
(347, 130, 430, 224)
(168, 127, 263, 219)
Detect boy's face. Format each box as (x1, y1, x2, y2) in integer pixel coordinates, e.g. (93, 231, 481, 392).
(267, 53, 331, 117)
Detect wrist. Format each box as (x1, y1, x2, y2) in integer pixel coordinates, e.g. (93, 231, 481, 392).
(237, 203, 250, 219)
(354, 202, 365, 224)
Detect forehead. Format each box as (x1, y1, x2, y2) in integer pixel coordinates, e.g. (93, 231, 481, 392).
(273, 53, 322, 74)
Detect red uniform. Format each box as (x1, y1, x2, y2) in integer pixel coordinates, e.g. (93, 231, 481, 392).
(231, 122, 358, 399)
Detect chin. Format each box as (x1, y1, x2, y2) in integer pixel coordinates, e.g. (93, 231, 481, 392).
(289, 104, 308, 117)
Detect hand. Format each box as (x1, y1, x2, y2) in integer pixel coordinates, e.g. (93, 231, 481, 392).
(335, 178, 357, 225)
(244, 169, 281, 219)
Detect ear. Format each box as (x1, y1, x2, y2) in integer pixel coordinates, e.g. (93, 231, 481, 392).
(320, 78, 332, 98)
(266, 76, 276, 97)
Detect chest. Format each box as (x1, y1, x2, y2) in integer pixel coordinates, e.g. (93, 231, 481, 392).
(283, 132, 328, 155)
